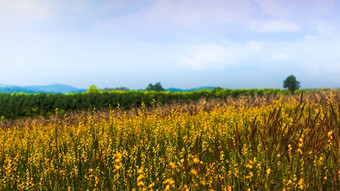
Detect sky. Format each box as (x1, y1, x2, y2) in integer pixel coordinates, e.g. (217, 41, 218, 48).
(1, 0, 340, 90)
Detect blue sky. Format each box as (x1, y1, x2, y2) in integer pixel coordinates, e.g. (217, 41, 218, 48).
(1, 0, 340, 89)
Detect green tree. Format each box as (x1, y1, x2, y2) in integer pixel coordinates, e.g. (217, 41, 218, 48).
(283, 75, 300, 92)
(146, 83, 154, 91)
(153, 82, 164, 91)
(145, 82, 164, 91)
(87, 85, 100, 93)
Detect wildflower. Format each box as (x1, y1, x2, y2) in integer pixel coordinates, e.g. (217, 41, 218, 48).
(288, 144, 292, 152)
(137, 181, 145, 187)
(148, 182, 155, 188)
(163, 178, 175, 185)
(114, 164, 122, 170)
(285, 180, 292, 186)
(298, 178, 304, 189)
(95, 176, 99, 186)
(193, 158, 200, 164)
(293, 174, 297, 182)
(191, 169, 198, 176)
(137, 167, 144, 174)
(137, 174, 144, 181)
(298, 138, 303, 147)
(266, 168, 271, 175)
(246, 164, 253, 169)
(169, 162, 176, 169)
(327, 130, 333, 138)
(246, 171, 254, 179)
(115, 152, 123, 160)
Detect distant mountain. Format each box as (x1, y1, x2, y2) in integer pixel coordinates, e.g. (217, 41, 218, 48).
(0, 84, 86, 94)
(24, 84, 86, 93)
(166, 86, 217, 92)
(0, 84, 219, 94)
(0, 86, 35, 94)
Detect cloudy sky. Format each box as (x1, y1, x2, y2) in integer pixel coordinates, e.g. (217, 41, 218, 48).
(1, 0, 340, 89)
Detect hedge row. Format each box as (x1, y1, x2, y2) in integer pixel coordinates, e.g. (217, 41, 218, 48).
(0, 88, 298, 119)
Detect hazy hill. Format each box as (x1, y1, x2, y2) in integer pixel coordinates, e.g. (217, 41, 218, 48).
(166, 86, 216, 92)
(0, 83, 217, 94)
(24, 84, 86, 93)
(0, 84, 86, 94)
(0, 86, 35, 94)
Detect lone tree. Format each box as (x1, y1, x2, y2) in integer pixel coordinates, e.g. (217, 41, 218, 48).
(283, 75, 300, 92)
(87, 85, 100, 93)
(146, 82, 164, 91)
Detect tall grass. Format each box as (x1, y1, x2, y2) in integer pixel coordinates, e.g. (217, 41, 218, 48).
(0, 91, 339, 190)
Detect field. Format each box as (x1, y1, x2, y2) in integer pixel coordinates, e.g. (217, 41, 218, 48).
(0, 90, 339, 190)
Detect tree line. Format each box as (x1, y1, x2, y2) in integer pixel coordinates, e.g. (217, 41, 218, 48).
(0, 75, 303, 119)
(0, 88, 292, 119)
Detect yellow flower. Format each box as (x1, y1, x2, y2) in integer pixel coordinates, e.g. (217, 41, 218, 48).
(191, 169, 198, 176)
(246, 171, 254, 179)
(137, 167, 144, 174)
(249, 171, 254, 177)
(148, 182, 155, 188)
(137, 174, 144, 181)
(114, 164, 122, 170)
(193, 158, 200, 164)
(137, 181, 145, 187)
(169, 162, 176, 169)
(116, 152, 122, 160)
(298, 178, 304, 189)
(163, 178, 174, 185)
(327, 130, 333, 137)
(266, 168, 271, 175)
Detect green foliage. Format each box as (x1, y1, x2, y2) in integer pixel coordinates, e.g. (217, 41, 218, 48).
(0, 88, 306, 119)
(283, 75, 300, 92)
(87, 85, 100, 93)
(145, 82, 164, 91)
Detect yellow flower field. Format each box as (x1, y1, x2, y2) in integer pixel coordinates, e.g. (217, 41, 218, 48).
(0, 92, 339, 190)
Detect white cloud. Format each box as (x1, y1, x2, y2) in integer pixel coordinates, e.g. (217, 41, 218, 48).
(179, 41, 263, 70)
(313, 20, 335, 36)
(180, 44, 234, 70)
(272, 53, 289, 61)
(254, 0, 337, 19)
(146, 0, 252, 26)
(0, 1, 51, 22)
(250, 20, 301, 33)
(304, 35, 318, 40)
